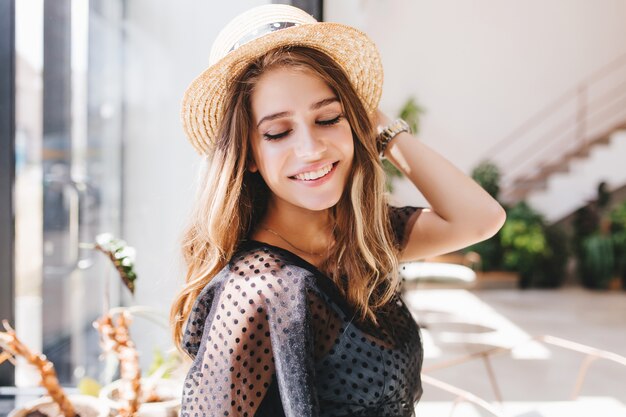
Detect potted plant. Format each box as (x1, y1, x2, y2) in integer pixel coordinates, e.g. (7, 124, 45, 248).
(608, 199, 626, 289)
(500, 201, 553, 288)
(465, 161, 569, 288)
(0, 321, 110, 417)
(463, 161, 516, 287)
(533, 223, 570, 288)
(465, 161, 507, 274)
(95, 308, 182, 417)
(579, 231, 614, 289)
(99, 374, 181, 417)
(573, 182, 626, 290)
(88, 234, 182, 416)
(2, 233, 182, 416)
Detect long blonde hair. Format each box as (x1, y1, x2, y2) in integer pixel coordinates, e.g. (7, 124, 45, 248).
(171, 46, 400, 351)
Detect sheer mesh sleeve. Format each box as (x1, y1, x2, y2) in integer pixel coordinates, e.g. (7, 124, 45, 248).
(181, 255, 319, 417)
(388, 205, 425, 250)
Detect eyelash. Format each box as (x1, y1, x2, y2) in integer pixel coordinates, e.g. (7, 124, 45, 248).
(263, 115, 343, 140)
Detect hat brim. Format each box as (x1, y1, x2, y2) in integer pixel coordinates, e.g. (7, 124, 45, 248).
(181, 22, 383, 155)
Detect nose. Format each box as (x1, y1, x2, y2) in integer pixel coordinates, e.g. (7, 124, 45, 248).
(293, 125, 327, 160)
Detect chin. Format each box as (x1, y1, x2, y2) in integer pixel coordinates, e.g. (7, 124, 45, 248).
(295, 193, 343, 212)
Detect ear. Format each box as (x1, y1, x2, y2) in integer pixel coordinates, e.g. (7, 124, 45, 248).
(247, 156, 258, 173)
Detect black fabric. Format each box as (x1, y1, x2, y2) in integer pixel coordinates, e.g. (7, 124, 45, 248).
(181, 205, 424, 417)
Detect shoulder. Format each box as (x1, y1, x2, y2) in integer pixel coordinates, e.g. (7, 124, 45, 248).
(223, 243, 319, 304)
(387, 204, 424, 229)
(192, 243, 317, 296)
(182, 244, 319, 357)
(387, 204, 425, 248)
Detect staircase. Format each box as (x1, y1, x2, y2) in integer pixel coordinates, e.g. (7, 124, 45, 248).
(486, 52, 626, 205)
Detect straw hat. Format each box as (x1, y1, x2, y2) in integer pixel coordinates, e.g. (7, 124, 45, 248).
(181, 4, 383, 155)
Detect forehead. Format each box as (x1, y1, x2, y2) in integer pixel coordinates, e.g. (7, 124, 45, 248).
(250, 67, 337, 115)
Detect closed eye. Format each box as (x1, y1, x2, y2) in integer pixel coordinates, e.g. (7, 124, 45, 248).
(262, 115, 344, 141)
(264, 129, 292, 140)
(317, 114, 343, 126)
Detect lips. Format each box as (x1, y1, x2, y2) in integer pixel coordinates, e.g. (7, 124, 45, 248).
(289, 161, 339, 183)
(288, 161, 338, 180)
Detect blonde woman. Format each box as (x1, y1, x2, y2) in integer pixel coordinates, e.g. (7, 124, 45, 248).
(171, 5, 505, 417)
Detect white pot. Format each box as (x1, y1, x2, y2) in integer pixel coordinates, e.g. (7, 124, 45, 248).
(99, 378, 181, 417)
(8, 394, 110, 417)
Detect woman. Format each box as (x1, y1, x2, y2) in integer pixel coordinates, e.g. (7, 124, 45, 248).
(171, 5, 506, 417)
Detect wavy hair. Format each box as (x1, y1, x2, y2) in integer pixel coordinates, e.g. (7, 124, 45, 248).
(171, 46, 400, 352)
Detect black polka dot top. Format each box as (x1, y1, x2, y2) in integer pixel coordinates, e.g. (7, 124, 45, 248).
(181, 205, 424, 417)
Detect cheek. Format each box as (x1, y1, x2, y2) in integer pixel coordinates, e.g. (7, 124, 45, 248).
(337, 127, 355, 158)
(255, 144, 289, 182)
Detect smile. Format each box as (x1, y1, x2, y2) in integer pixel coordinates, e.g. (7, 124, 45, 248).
(289, 162, 339, 183)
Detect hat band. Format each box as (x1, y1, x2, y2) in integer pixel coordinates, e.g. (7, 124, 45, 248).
(228, 21, 299, 53)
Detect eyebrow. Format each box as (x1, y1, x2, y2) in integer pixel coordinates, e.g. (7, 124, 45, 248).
(256, 96, 340, 128)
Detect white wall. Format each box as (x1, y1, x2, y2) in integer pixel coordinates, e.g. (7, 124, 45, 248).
(325, 0, 626, 207)
(121, 0, 626, 365)
(122, 0, 269, 367)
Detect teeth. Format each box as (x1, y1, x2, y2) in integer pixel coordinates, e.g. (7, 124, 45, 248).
(294, 163, 333, 181)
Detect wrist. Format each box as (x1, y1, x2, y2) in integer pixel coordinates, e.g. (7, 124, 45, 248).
(376, 118, 411, 158)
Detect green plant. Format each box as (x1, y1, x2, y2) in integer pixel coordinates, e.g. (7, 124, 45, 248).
(597, 181, 611, 210)
(609, 198, 626, 231)
(579, 232, 614, 289)
(398, 96, 425, 135)
(571, 181, 626, 289)
(464, 160, 506, 270)
(500, 201, 551, 288)
(611, 231, 626, 285)
(471, 161, 501, 200)
(465, 159, 572, 288)
(94, 233, 138, 294)
(465, 236, 503, 271)
(534, 224, 570, 288)
(573, 205, 599, 241)
(147, 348, 181, 380)
(382, 158, 404, 192)
(609, 199, 626, 288)
(383, 96, 425, 192)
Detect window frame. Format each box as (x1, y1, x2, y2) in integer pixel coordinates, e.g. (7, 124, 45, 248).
(0, 0, 16, 387)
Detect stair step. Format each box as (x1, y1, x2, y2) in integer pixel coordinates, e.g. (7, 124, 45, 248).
(513, 176, 547, 189)
(503, 122, 626, 204)
(595, 135, 612, 145)
(539, 160, 570, 175)
(569, 145, 591, 158)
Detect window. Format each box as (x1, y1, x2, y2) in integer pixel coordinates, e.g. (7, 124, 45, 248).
(10, 0, 125, 386)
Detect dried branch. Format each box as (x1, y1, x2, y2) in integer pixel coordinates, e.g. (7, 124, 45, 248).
(0, 350, 16, 366)
(94, 312, 141, 417)
(0, 320, 75, 417)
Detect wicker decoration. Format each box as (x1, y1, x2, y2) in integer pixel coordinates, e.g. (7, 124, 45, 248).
(94, 312, 141, 417)
(0, 320, 76, 417)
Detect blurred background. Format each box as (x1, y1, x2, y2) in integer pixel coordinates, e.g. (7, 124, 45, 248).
(1, 0, 625, 416)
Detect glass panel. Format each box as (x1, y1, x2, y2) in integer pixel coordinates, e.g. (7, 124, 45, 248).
(14, 0, 124, 386)
(14, 0, 45, 387)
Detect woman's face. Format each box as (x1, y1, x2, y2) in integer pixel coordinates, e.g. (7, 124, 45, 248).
(248, 66, 354, 212)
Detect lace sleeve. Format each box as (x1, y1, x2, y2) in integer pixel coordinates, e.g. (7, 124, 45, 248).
(388, 204, 425, 250)
(180, 259, 319, 417)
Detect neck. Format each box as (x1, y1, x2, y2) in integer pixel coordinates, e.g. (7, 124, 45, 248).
(257, 197, 335, 254)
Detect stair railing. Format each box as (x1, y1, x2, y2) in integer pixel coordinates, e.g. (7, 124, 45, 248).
(485, 52, 626, 203)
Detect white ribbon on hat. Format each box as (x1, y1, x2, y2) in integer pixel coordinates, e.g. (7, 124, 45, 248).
(228, 22, 300, 53)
